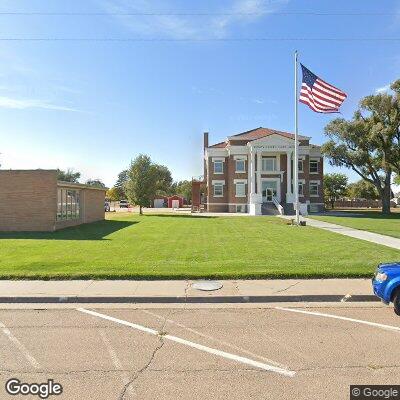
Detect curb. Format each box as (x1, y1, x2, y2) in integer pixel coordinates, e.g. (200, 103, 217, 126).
(0, 294, 379, 304)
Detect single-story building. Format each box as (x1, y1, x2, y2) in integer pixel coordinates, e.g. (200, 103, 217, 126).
(153, 195, 185, 208)
(167, 195, 184, 208)
(0, 169, 107, 232)
(153, 196, 168, 208)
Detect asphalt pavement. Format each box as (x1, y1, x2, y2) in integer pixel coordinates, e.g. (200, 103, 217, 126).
(0, 304, 399, 400)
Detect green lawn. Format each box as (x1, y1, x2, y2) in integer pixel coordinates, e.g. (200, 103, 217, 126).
(0, 213, 399, 280)
(310, 210, 400, 239)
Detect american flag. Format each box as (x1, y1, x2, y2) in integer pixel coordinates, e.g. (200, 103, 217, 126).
(299, 64, 347, 113)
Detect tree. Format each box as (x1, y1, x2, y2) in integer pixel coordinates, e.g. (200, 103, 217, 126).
(172, 180, 192, 202)
(347, 180, 380, 200)
(114, 169, 128, 199)
(57, 168, 81, 183)
(106, 187, 120, 201)
(153, 164, 173, 195)
(323, 173, 348, 209)
(85, 179, 106, 188)
(125, 155, 158, 215)
(395, 175, 400, 185)
(322, 80, 400, 214)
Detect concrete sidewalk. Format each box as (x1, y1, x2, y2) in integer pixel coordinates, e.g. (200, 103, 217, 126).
(280, 215, 400, 250)
(0, 279, 376, 303)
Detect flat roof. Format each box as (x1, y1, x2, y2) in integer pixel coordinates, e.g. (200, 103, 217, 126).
(57, 181, 108, 191)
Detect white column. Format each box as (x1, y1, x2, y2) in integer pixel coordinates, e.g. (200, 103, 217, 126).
(257, 151, 262, 195)
(249, 148, 261, 215)
(250, 150, 256, 195)
(286, 151, 292, 202)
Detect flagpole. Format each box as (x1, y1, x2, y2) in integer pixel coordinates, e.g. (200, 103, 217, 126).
(294, 50, 300, 225)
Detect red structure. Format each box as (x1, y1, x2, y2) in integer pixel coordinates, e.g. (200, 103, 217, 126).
(167, 195, 184, 208)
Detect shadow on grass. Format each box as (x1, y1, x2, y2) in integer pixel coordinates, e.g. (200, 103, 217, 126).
(326, 210, 400, 220)
(142, 214, 216, 219)
(0, 220, 138, 240)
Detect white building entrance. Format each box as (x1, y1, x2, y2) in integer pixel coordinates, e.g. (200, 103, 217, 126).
(261, 179, 280, 203)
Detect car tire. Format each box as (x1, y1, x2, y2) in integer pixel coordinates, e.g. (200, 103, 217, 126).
(393, 288, 400, 316)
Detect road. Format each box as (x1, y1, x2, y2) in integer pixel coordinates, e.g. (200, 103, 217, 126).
(0, 304, 399, 399)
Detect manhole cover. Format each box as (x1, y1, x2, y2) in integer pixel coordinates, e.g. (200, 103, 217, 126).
(191, 281, 223, 291)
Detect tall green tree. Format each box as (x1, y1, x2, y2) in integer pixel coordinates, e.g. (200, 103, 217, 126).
(153, 164, 173, 195)
(347, 180, 380, 200)
(125, 155, 158, 215)
(57, 168, 81, 183)
(172, 180, 192, 202)
(114, 169, 128, 199)
(106, 187, 120, 201)
(322, 80, 400, 214)
(323, 173, 348, 209)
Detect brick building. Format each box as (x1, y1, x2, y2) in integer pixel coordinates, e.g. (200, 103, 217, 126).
(0, 170, 107, 231)
(196, 127, 324, 215)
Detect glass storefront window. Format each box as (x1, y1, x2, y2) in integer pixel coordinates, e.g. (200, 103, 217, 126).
(56, 188, 81, 221)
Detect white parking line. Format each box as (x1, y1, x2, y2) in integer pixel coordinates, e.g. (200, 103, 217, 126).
(99, 330, 135, 396)
(0, 322, 40, 369)
(78, 308, 295, 377)
(275, 307, 400, 333)
(142, 309, 289, 370)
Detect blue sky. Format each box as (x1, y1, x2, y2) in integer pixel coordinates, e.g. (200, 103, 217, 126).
(0, 0, 399, 188)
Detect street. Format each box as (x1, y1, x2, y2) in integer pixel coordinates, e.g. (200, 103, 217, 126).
(0, 304, 399, 399)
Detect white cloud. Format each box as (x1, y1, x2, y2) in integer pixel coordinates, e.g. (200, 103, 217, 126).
(101, 0, 288, 39)
(0, 96, 82, 112)
(375, 84, 391, 94)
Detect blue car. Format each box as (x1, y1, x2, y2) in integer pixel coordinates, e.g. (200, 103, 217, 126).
(372, 262, 400, 315)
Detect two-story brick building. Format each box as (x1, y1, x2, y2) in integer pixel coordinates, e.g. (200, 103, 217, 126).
(199, 127, 324, 215)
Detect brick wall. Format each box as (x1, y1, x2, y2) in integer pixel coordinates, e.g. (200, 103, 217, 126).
(207, 157, 229, 212)
(0, 170, 57, 231)
(82, 188, 106, 223)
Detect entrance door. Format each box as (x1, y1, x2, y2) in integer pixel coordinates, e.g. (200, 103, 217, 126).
(171, 200, 180, 208)
(261, 180, 279, 203)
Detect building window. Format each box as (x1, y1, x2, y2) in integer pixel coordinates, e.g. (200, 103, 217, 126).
(298, 159, 304, 172)
(235, 159, 245, 173)
(298, 182, 304, 196)
(213, 183, 224, 197)
(236, 205, 246, 213)
(235, 182, 246, 197)
(262, 157, 276, 171)
(310, 159, 319, 173)
(309, 182, 319, 196)
(57, 188, 80, 221)
(213, 160, 224, 174)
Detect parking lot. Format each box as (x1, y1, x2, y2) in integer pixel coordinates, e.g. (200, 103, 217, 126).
(0, 304, 399, 400)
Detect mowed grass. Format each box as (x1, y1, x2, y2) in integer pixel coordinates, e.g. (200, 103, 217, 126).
(310, 210, 400, 239)
(0, 212, 399, 280)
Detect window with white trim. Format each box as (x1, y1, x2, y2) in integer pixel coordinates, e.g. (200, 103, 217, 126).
(262, 157, 276, 171)
(298, 159, 304, 172)
(235, 182, 246, 197)
(298, 182, 304, 196)
(213, 183, 224, 197)
(235, 159, 245, 173)
(213, 160, 224, 174)
(309, 182, 319, 196)
(310, 159, 319, 173)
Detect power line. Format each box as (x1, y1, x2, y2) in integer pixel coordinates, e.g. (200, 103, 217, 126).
(0, 37, 400, 42)
(0, 11, 398, 16)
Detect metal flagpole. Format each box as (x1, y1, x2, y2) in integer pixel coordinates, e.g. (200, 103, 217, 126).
(294, 50, 300, 225)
